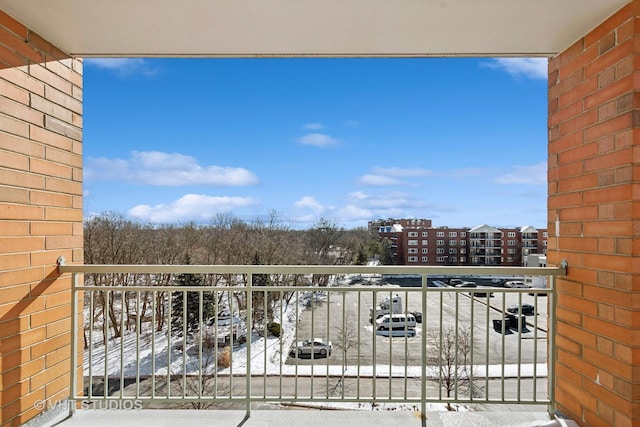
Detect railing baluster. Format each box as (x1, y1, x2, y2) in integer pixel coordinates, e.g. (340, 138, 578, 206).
(88, 287, 94, 401)
(245, 275, 251, 417)
(119, 289, 125, 399)
(135, 290, 141, 399)
(182, 289, 187, 399)
(103, 289, 109, 403)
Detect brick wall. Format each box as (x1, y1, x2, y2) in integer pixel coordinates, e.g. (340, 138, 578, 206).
(0, 11, 82, 427)
(548, 1, 640, 425)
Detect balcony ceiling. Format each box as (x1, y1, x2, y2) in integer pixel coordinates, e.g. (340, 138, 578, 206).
(0, 0, 630, 57)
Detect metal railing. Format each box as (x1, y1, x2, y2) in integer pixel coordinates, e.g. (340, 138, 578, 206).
(58, 263, 565, 419)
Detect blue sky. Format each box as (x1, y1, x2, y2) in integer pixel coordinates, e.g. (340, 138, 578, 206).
(83, 57, 548, 230)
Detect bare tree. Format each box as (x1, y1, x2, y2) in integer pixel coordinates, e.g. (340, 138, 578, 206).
(427, 326, 481, 407)
(331, 300, 359, 397)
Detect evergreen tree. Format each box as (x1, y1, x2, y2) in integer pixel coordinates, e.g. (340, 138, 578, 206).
(379, 238, 396, 265)
(171, 260, 214, 336)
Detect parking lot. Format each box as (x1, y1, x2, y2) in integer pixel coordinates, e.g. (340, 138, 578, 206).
(286, 281, 549, 368)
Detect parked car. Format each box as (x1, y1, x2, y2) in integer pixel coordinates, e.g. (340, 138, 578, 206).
(455, 281, 476, 288)
(469, 288, 494, 297)
(410, 311, 423, 323)
(507, 303, 535, 315)
(289, 338, 332, 358)
(377, 328, 417, 337)
(504, 281, 529, 288)
(375, 313, 417, 330)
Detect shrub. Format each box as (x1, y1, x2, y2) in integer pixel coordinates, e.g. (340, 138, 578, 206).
(217, 346, 231, 368)
(267, 322, 281, 337)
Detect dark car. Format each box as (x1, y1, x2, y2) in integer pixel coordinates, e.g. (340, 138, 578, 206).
(507, 303, 535, 315)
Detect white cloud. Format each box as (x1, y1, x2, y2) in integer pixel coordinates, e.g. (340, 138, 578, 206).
(84, 58, 157, 77)
(358, 174, 403, 186)
(494, 162, 547, 185)
(484, 58, 548, 80)
(358, 167, 432, 187)
(128, 194, 260, 223)
(293, 196, 326, 214)
(85, 151, 259, 186)
(296, 133, 339, 147)
(302, 123, 324, 130)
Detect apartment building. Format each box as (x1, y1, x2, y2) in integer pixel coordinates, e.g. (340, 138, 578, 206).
(369, 219, 547, 266)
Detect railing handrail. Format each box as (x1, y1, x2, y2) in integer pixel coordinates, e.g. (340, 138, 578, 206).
(58, 262, 566, 277)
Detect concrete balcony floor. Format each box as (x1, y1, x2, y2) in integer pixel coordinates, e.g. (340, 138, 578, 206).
(55, 408, 577, 427)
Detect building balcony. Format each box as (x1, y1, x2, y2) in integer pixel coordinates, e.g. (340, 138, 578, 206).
(47, 263, 572, 426)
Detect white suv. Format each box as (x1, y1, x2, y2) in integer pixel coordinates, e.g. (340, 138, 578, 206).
(375, 313, 417, 330)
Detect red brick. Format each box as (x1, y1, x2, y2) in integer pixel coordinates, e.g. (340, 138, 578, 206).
(558, 109, 599, 138)
(0, 11, 28, 40)
(0, 76, 30, 104)
(559, 293, 598, 317)
(29, 63, 72, 95)
(558, 44, 598, 81)
(584, 186, 633, 206)
(557, 77, 599, 111)
(29, 126, 74, 152)
(44, 176, 82, 196)
(0, 132, 43, 158)
(0, 148, 29, 171)
(45, 235, 82, 250)
(0, 236, 45, 254)
(45, 146, 82, 168)
(3, 170, 41, 195)
(584, 3, 634, 47)
(584, 113, 633, 142)
(0, 110, 30, 137)
(0, 252, 30, 271)
(0, 26, 44, 64)
(585, 37, 635, 79)
(31, 94, 74, 123)
(27, 32, 69, 61)
(557, 174, 599, 193)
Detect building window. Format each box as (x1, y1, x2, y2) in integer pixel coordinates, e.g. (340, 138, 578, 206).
(508, 231, 516, 237)
(408, 231, 418, 237)
(508, 240, 516, 246)
(436, 248, 445, 254)
(507, 257, 514, 262)
(436, 256, 446, 263)
(461, 232, 466, 238)
(460, 257, 466, 262)
(421, 256, 428, 262)
(437, 231, 445, 237)
(422, 248, 428, 254)
(421, 240, 428, 245)
(408, 256, 418, 263)
(449, 240, 457, 246)
(449, 256, 457, 262)
(422, 232, 428, 237)
(408, 248, 418, 254)
(543, 232, 548, 238)
(408, 240, 418, 246)
(437, 240, 444, 246)
(543, 240, 547, 246)
(508, 248, 516, 254)
(448, 248, 457, 254)
(449, 231, 457, 237)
